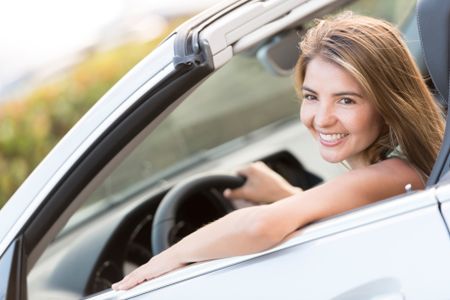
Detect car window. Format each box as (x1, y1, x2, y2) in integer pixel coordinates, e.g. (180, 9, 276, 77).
(68, 53, 299, 226)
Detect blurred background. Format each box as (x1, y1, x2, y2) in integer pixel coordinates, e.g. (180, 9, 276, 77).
(0, 0, 215, 207)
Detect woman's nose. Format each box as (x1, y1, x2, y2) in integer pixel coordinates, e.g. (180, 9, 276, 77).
(314, 103, 336, 127)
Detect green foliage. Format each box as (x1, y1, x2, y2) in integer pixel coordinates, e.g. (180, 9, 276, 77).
(0, 21, 184, 208)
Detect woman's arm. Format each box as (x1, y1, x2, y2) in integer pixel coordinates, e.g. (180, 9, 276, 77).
(112, 205, 289, 290)
(112, 158, 419, 290)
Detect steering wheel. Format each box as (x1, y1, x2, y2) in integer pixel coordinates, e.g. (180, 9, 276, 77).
(151, 174, 245, 255)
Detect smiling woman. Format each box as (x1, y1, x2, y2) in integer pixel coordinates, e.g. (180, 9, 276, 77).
(295, 13, 444, 176)
(112, 12, 444, 290)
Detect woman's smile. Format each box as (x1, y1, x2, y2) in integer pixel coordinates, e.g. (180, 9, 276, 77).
(318, 132, 349, 146)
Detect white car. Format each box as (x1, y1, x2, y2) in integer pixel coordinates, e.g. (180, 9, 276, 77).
(1, 0, 450, 299)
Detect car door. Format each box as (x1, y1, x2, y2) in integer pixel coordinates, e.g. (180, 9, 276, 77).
(108, 190, 450, 300)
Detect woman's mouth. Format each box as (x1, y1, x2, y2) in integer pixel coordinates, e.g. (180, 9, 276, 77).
(318, 133, 348, 146)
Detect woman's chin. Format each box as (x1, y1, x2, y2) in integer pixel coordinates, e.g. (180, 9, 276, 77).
(321, 157, 345, 164)
(319, 151, 345, 164)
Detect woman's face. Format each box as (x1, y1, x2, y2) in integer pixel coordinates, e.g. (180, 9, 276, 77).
(300, 56, 384, 169)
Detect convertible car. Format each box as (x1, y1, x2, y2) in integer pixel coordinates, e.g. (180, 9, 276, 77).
(2, 0, 450, 299)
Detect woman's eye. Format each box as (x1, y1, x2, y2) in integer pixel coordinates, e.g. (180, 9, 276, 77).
(338, 97, 355, 105)
(303, 94, 317, 101)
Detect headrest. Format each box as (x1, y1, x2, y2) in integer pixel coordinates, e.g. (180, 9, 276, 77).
(417, 0, 450, 107)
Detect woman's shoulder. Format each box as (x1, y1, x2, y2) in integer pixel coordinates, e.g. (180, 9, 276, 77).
(345, 158, 425, 194)
(320, 158, 423, 204)
(370, 158, 425, 189)
(303, 158, 425, 208)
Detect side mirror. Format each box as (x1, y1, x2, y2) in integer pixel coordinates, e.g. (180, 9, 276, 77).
(257, 30, 301, 76)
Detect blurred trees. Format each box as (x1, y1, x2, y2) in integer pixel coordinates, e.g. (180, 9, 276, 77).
(0, 21, 182, 208)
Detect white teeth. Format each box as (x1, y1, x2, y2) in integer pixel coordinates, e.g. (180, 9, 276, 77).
(319, 133, 347, 142)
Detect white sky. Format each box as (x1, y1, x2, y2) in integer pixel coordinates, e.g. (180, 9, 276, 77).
(0, 0, 217, 95)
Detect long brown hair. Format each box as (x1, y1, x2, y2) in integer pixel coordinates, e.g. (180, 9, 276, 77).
(294, 12, 444, 177)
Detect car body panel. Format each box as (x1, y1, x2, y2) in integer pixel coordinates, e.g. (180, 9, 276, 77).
(434, 182, 450, 233)
(131, 206, 450, 300)
(92, 188, 450, 299)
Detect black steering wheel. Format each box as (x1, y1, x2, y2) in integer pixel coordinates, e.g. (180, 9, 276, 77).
(151, 174, 246, 255)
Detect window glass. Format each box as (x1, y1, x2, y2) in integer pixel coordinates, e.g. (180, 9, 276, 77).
(85, 54, 299, 208)
(343, 0, 416, 24)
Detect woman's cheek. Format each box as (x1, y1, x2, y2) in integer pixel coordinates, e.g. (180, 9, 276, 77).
(300, 104, 313, 129)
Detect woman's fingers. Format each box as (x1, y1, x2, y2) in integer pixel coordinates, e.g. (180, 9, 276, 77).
(111, 275, 140, 291)
(112, 251, 184, 291)
(224, 187, 246, 199)
(224, 161, 300, 203)
(236, 161, 266, 177)
(112, 264, 152, 290)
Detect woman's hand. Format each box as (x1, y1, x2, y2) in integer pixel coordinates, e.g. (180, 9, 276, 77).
(224, 161, 302, 204)
(112, 251, 184, 291)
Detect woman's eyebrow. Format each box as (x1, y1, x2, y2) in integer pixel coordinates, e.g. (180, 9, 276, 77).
(302, 86, 317, 94)
(334, 91, 363, 98)
(302, 86, 363, 98)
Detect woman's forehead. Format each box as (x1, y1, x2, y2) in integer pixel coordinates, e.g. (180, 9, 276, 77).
(303, 57, 364, 95)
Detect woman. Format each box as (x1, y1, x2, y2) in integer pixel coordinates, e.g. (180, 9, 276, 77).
(112, 12, 444, 290)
